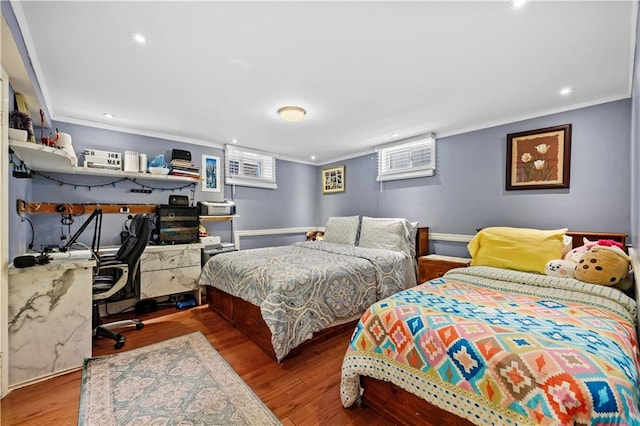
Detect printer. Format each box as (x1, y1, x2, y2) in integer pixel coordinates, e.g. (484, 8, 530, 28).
(197, 200, 236, 216)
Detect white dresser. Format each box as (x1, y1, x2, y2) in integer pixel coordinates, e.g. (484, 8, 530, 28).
(138, 243, 204, 300)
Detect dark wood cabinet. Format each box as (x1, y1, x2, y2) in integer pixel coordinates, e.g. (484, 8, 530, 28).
(418, 254, 471, 283)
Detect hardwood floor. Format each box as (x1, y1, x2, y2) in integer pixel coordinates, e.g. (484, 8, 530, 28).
(1, 304, 392, 426)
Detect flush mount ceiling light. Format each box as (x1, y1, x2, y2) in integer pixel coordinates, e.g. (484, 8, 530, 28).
(559, 86, 573, 96)
(277, 106, 306, 122)
(130, 32, 147, 45)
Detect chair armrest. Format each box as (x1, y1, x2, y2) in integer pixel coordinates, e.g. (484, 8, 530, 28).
(93, 263, 130, 301)
(97, 253, 117, 262)
(96, 260, 127, 271)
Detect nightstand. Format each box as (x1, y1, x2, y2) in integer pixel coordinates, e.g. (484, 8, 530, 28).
(418, 254, 472, 282)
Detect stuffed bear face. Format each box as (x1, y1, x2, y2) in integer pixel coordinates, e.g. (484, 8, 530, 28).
(545, 259, 576, 278)
(574, 247, 629, 286)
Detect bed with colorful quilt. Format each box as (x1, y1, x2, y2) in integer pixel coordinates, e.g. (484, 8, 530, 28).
(198, 216, 428, 362)
(341, 227, 640, 425)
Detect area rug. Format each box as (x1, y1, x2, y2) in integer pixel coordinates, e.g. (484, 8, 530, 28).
(78, 332, 281, 425)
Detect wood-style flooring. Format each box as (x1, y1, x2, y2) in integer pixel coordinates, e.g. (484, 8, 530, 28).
(0, 304, 392, 426)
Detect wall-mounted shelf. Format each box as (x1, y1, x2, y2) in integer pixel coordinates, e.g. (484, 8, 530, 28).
(17, 199, 157, 215)
(199, 215, 238, 222)
(9, 140, 199, 183)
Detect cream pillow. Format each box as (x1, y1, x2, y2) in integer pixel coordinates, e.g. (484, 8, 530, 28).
(358, 216, 415, 257)
(467, 226, 568, 274)
(322, 216, 360, 245)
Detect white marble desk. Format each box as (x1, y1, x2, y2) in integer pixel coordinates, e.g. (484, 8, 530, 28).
(8, 257, 95, 389)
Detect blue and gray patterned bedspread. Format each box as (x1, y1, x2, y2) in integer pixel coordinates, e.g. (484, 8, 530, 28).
(198, 241, 410, 361)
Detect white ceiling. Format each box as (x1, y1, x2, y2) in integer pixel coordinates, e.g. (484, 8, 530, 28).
(7, 1, 637, 165)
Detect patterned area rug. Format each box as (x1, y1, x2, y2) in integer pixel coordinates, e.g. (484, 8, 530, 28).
(78, 332, 281, 425)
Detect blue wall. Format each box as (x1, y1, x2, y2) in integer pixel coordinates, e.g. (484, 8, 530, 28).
(8, 98, 632, 259)
(631, 5, 640, 251)
(318, 99, 631, 257)
(8, 121, 317, 256)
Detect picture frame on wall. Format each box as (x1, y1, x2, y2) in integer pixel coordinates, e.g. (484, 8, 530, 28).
(506, 124, 572, 190)
(202, 155, 221, 192)
(322, 165, 345, 194)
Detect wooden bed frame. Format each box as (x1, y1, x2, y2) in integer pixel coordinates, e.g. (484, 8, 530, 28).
(205, 226, 430, 361)
(359, 230, 630, 425)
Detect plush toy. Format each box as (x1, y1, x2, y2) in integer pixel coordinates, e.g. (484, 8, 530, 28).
(574, 244, 630, 286)
(306, 230, 325, 241)
(544, 259, 576, 278)
(563, 238, 597, 264)
(546, 239, 630, 286)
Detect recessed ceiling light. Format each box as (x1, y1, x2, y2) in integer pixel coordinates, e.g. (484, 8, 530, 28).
(311, 155, 316, 160)
(130, 32, 147, 45)
(391, 132, 400, 137)
(510, 0, 527, 9)
(277, 106, 306, 122)
(231, 139, 238, 144)
(103, 113, 115, 119)
(559, 87, 573, 96)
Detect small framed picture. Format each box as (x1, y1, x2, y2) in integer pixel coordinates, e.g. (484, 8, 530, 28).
(506, 124, 572, 190)
(322, 165, 345, 194)
(201, 155, 221, 192)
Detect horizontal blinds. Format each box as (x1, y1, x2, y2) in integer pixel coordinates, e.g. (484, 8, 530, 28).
(224, 145, 277, 189)
(376, 135, 436, 182)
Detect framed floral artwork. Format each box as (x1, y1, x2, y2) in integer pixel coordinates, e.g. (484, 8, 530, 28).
(201, 155, 221, 192)
(506, 124, 572, 190)
(322, 165, 345, 194)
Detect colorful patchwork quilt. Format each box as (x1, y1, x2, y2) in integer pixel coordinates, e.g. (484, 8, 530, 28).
(341, 266, 640, 425)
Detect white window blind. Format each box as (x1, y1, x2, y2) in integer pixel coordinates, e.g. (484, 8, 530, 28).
(376, 134, 436, 182)
(224, 145, 277, 189)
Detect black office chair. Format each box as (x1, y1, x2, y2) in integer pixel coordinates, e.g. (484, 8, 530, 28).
(92, 213, 152, 349)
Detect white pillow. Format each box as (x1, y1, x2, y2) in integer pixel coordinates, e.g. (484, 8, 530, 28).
(323, 216, 360, 245)
(358, 216, 416, 257)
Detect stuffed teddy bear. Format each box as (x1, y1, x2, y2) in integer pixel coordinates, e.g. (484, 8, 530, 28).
(306, 230, 325, 241)
(574, 242, 630, 286)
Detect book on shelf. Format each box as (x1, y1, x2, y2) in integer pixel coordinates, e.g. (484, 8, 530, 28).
(169, 170, 200, 178)
(170, 159, 199, 170)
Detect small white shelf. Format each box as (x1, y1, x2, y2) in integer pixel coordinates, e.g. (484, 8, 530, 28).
(9, 140, 200, 183)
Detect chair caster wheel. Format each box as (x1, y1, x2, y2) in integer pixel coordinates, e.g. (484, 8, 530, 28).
(136, 323, 144, 330)
(114, 333, 126, 350)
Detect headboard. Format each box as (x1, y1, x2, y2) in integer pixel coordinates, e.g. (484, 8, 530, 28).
(416, 227, 429, 259)
(566, 231, 628, 253)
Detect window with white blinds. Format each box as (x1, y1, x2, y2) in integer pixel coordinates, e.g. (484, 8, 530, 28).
(224, 145, 277, 189)
(376, 134, 436, 182)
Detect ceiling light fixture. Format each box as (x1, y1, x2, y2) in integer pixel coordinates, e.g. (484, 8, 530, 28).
(391, 132, 400, 137)
(510, 0, 527, 9)
(559, 87, 573, 96)
(103, 113, 115, 119)
(277, 106, 306, 122)
(130, 32, 147, 45)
